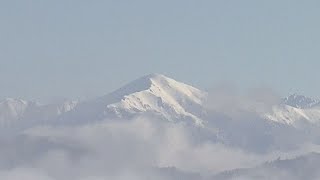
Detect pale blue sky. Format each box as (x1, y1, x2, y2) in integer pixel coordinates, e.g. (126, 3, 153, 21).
(1, 0, 320, 100)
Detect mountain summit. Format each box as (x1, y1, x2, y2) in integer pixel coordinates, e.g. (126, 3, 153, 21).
(283, 94, 320, 109)
(65, 74, 207, 125)
(105, 73, 207, 124)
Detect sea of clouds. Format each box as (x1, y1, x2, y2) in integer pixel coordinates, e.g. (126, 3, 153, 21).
(1, 89, 320, 179)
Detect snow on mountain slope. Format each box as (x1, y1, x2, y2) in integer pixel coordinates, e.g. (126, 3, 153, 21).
(4, 74, 320, 130)
(283, 94, 320, 109)
(106, 73, 207, 124)
(265, 105, 320, 126)
(67, 74, 207, 125)
(52, 100, 78, 115)
(0, 98, 78, 127)
(264, 95, 320, 127)
(32, 100, 78, 121)
(0, 98, 30, 126)
(265, 105, 312, 125)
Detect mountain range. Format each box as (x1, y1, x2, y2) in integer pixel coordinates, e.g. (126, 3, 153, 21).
(2, 74, 320, 179)
(2, 73, 320, 128)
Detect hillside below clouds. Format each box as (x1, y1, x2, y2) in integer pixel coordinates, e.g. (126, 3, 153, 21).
(214, 152, 320, 180)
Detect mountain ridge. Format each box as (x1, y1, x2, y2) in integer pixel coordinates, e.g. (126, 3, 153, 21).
(2, 74, 320, 128)
(282, 93, 320, 109)
(62, 73, 207, 125)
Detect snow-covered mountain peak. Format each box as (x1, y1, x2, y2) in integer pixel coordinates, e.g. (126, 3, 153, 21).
(1, 98, 28, 105)
(0, 98, 29, 114)
(0, 98, 79, 127)
(104, 74, 207, 125)
(107, 73, 163, 99)
(67, 74, 207, 125)
(105, 73, 205, 104)
(264, 94, 320, 126)
(283, 93, 320, 109)
(0, 98, 30, 125)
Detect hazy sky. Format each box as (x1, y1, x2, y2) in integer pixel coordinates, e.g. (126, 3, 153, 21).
(1, 0, 320, 100)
